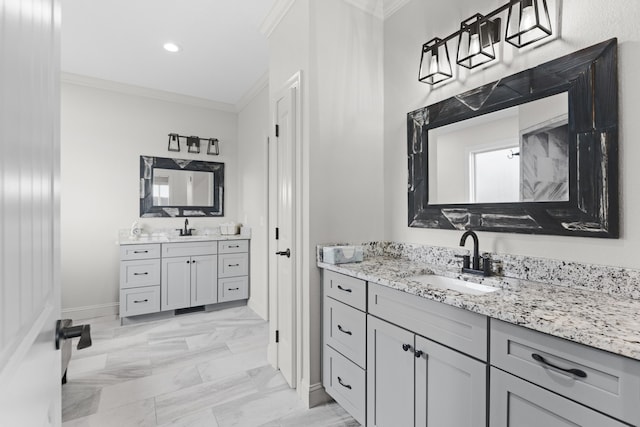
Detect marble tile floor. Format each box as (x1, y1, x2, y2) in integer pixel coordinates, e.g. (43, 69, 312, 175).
(62, 306, 359, 427)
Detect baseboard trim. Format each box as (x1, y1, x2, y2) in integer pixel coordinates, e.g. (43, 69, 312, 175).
(298, 381, 331, 408)
(62, 303, 119, 321)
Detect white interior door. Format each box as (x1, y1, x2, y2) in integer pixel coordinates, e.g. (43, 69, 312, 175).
(268, 79, 298, 388)
(0, 0, 62, 425)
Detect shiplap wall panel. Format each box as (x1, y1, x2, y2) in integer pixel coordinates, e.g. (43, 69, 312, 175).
(0, 0, 60, 371)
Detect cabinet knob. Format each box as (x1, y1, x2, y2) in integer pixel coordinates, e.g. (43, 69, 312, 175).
(414, 350, 424, 358)
(186, 260, 190, 264)
(402, 343, 411, 352)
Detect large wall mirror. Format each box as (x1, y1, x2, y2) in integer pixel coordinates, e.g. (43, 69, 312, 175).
(408, 38, 618, 238)
(140, 156, 224, 217)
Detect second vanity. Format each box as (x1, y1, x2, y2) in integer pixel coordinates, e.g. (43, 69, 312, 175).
(319, 249, 640, 427)
(119, 235, 249, 320)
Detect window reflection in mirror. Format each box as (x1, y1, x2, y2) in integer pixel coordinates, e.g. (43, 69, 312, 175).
(152, 168, 214, 207)
(428, 92, 568, 204)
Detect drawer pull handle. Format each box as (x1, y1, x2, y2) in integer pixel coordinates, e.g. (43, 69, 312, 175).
(133, 250, 149, 254)
(228, 245, 239, 248)
(133, 272, 149, 276)
(337, 285, 352, 293)
(229, 287, 240, 291)
(228, 263, 240, 267)
(337, 377, 352, 390)
(337, 325, 352, 335)
(402, 343, 412, 352)
(414, 350, 424, 358)
(133, 299, 149, 303)
(531, 353, 587, 378)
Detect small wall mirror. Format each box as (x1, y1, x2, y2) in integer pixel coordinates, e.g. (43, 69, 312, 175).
(140, 156, 224, 217)
(408, 39, 618, 238)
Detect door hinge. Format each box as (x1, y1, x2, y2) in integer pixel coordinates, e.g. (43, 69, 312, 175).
(275, 124, 279, 137)
(275, 227, 279, 240)
(275, 330, 279, 343)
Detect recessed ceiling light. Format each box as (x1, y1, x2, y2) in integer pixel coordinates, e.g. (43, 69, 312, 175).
(163, 42, 181, 53)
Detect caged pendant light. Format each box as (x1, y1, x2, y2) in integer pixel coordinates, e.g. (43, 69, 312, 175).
(418, 38, 453, 85)
(418, 0, 555, 85)
(505, 0, 552, 47)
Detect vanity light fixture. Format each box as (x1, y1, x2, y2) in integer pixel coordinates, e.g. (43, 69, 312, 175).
(167, 133, 220, 155)
(168, 133, 180, 152)
(418, 0, 554, 85)
(418, 38, 453, 85)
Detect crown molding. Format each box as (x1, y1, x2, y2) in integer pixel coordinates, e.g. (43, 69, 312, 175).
(382, 0, 411, 19)
(260, 0, 296, 38)
(60, 73, 237, 113)
(236, 72, 269, 112)
(344, 0, 383, 19)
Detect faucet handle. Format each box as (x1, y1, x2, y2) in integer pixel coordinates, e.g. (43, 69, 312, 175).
(455, 254, 471, 269)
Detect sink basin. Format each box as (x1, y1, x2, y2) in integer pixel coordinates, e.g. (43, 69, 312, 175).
(408, 275, 499, 295)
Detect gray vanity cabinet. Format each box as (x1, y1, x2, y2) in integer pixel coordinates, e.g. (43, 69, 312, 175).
(366, 282, 487, 427)
(161, 241, 218, 311)
(490, 367, 627, 427)
(367, 315, 486, 427)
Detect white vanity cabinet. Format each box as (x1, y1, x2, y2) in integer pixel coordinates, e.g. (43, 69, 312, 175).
(119, 243, 161, 317)
(217, 240, 250, 302)
(161, 241, 218, 310)
(490, 319, 640, 427)
(367, 282, 487, 427)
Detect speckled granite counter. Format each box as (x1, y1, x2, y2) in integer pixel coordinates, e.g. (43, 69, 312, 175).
(318, 252, 640, 361)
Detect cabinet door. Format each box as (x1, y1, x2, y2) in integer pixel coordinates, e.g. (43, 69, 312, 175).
(414, 336, 486, 427)
(490, 367, 627, 427)
(161, 256, 191, 310)
(367, 315, 415, 427)
(191, 254, 218, 306)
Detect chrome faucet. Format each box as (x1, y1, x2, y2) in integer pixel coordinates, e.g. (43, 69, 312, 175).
(458, 230, 491, 276)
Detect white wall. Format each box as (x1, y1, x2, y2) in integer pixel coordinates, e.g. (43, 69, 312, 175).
(384, 0, 640, 268)
(237, 83, 270, 320)
(61, 81, 238, 315)
(268, 0, 384, 405)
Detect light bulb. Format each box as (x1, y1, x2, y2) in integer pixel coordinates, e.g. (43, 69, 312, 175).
(469, 33, 481, 56)
(519, 5, 536, 32)
(429, 54, 439, 75)
(163, 42, 181, 53)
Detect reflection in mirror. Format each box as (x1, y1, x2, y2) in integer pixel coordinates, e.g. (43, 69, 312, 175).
(429, 92, 568, 204)
(152, 169, 214, 207)
(140, 156, 224, 218)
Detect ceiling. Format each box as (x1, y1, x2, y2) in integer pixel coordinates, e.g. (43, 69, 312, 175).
(61, 0, 276, 107)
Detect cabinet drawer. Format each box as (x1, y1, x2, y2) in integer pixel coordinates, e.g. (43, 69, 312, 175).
(218, 253, 249, 278)
(120, 244, 161, 260)
(491, 319, 640, 425)
(324, 297, 366, 368)
(120, 259, 160, 289)
(162, 241, 217, 257)
(323, 270, 366, 311)
(218, 276, 249, 302)
(368, 282, 487, 361)
(120, 286, 160, 317)
(218, 240, 249, 254)
(490, 367, 627, 427)
(323, 345, 366, 426)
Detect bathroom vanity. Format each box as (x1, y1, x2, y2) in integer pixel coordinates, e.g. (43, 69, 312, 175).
(319, 246, 640, 427)
(119, 236, 249, 320)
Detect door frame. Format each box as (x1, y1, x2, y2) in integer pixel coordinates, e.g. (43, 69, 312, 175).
(267, 71, 303, 389)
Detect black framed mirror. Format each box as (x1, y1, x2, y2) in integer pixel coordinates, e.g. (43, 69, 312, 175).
(140, 155, 224, 217)
(408, 38, 618, 238)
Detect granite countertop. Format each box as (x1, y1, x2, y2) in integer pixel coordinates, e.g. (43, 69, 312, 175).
(318, 256, 640, 361)
(120, 234, 250, 245)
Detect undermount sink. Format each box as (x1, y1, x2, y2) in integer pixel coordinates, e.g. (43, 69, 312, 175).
(169, 235, 210, 241)
(408, 275, 499, 295)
